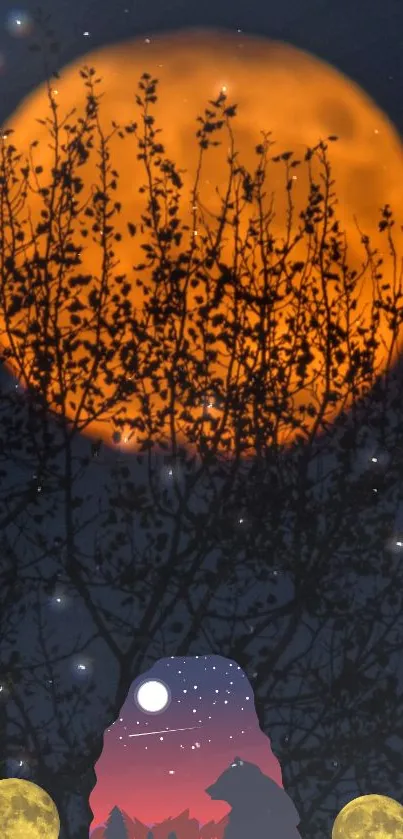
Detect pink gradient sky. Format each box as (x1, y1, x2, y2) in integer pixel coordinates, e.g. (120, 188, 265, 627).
(90, 656, 282, 829)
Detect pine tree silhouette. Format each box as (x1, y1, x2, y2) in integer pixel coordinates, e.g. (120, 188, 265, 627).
(104, 806, 129, 839)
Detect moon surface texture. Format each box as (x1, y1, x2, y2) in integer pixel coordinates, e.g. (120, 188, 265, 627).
(332, 794, 403, 839)
(2, 30, 403, 451)
(0, 778, 60, 839)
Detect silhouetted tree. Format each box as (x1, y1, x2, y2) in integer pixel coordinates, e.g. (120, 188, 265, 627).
(1, 11, 403, 839)
(104, 806, 129, 839)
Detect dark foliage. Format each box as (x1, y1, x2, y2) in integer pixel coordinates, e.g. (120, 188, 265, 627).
(1, 11, 403, 839)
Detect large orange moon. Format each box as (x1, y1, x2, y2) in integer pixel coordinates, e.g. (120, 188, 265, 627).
(2, 29, 403, 452)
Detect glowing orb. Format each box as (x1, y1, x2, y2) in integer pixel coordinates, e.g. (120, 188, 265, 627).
(2, 30, 403, 451)
(332, 794, 403, 839)
(134, 678, 171, 713)
(0, 778, 60, 839)
(5, 10, 33, 38)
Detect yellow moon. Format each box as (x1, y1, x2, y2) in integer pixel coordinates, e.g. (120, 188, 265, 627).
(0, 778, 60, 839)
(3, 29, 403, 451)
(332, 794, 403, 838)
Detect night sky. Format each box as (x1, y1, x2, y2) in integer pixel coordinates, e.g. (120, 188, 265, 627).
(2, 2, 403, 837)
(1, 0, 403, 140)
(90, 656, 281, 830)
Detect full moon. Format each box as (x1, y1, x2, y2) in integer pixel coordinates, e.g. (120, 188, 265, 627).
(2, 29, 403, 450)
(0, 778, 60, 839)
(135, 678, 171, 713)
(332, 794, 403, 838)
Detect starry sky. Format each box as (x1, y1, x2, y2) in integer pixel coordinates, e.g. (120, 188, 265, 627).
(1, 0, 403, 140)
(89, 656, 282, 830)
(2, 2, 403, 836)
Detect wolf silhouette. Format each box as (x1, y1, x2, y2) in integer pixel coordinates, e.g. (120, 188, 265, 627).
(205, 757, 301, 839)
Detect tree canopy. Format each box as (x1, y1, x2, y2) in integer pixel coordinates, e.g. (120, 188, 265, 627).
(1, 16, 403, 839)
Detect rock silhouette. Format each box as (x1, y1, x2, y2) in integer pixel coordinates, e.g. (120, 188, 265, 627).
(152, 811, 200, 839)
(205, 757, 301, 839)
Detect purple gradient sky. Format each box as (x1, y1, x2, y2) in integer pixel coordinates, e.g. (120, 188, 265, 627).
(90, 656, 282, 829)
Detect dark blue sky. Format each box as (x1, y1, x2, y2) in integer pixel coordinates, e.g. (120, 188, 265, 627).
(0, 0, 402, 138)
(2, 3, 403, 836)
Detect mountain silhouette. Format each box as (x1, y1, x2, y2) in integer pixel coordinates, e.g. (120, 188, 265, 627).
(91, 808, 228, 839)
(92, 758, 301, 839)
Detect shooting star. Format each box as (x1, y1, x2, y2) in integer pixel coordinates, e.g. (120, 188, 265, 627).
(129, 726, 201, 738)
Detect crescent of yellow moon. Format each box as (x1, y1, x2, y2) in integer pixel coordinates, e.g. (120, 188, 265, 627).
(2, 30, 403, 451)
(0, 778, 60, 839)
(332, 793, 403, 839)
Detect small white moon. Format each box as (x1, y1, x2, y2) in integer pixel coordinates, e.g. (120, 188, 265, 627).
(135, 679, 171, 713)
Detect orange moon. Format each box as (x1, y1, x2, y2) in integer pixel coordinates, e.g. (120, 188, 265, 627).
(2, 29, 403, 452)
